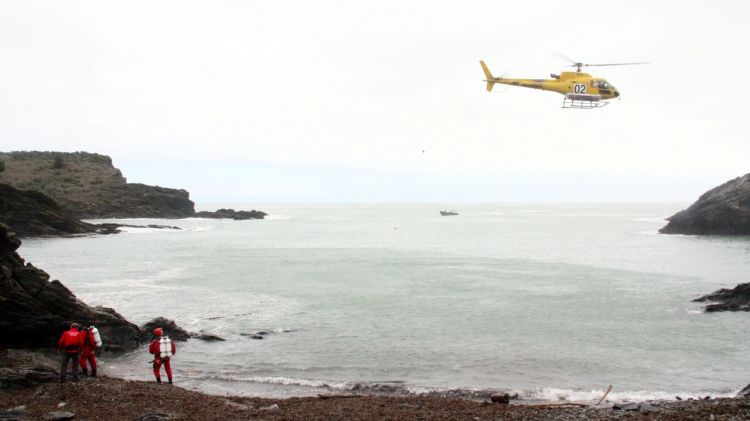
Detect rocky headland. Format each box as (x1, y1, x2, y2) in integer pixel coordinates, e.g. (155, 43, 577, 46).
(660, 173, 750, 235)
(0, 223, 142, 351)
(0, 184, 182, 238)
(693, 282, 750, 312)
(0, 152, 195, 219)
(0, 151, 266, 226)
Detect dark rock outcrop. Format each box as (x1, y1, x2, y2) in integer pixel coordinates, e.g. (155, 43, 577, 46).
(191, 332, 225, 342)
(141, 317, 191, 342)
(193, 208, 267, 220)
(660, 173, 750, 235)
(0, 184, 183, 238)
(739, 383, 750, 397)
(693, 283, 750, 312)
(0, 223, 142, 351)
(0, 184, 99, 237)
(490, 393, 510, 404)
(0, 363, 57, 389)
(78, 183, 195, 219)
(141, 318, 224, 342)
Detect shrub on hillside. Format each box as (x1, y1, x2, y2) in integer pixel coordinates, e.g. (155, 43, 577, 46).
(52, 155, 64, 169)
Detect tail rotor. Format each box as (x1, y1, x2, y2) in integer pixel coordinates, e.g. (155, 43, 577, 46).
(479, 60, 496, 92)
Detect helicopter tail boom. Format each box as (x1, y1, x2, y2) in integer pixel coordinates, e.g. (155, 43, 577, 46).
(479, 60, 496, 92)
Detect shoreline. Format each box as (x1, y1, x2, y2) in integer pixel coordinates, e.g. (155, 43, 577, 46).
(3, 374, 749, 420)
(3, 350, 749, 420)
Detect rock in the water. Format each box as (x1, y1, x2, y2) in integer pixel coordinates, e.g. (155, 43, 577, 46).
(490, 393, 510, 404)
(193, 208, 267, 220)
(693, 283, 750, 312)
(660, 173, 750, 235)
(141, 318, 191, 342)
(738, 383, 750, 397)
(190, 332, 225, 342)
(43, 411, 75, 420)
(0, 224, 142, 351)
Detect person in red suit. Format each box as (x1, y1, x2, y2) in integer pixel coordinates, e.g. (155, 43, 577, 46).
(57, 323, 84, 383)
(79, 326, 99, 377)
(148, 327, 176, 384)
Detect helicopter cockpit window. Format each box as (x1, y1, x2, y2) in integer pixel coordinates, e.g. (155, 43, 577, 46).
(597, 80, 610, 89)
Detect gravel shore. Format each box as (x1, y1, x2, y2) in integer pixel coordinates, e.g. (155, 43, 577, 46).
(2, 350, 749, 420)
(2, 375, 749, 421)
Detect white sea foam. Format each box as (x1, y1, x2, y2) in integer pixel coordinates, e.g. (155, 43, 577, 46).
(197, 374, 351, 391)
(117, 227, 178, 234)
(523, 387, 736, 403)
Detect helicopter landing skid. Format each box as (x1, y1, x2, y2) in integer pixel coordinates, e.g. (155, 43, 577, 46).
(562, 97, 609, 109)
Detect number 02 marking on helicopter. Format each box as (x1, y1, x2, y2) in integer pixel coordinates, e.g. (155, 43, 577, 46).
(574, 84, 586, 94)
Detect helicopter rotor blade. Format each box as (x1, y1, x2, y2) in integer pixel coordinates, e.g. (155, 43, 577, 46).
(581, 62, 651, 67)
(552, 53, 578, 65)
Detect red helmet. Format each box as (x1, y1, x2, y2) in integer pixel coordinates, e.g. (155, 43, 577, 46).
(153, 327, 164, 337)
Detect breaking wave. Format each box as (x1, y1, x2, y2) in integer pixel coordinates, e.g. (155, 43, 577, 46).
(181, 373, 738, 403)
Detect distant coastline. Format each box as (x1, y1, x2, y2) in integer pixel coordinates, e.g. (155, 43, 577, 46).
(0, 151, 266, 237)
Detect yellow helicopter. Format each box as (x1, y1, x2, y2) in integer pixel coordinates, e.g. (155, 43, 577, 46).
(480, 58, 648, 108)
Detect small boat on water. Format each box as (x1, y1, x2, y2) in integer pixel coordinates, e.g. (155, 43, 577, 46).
(440, 210, 459, 216)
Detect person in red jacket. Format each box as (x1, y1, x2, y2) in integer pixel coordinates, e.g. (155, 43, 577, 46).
(148, 327, 176, 384)
(79, 326, 98, 377)
(57, 323, 84, 383)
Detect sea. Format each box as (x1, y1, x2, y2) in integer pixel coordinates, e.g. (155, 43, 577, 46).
(20, 203, 750, 402)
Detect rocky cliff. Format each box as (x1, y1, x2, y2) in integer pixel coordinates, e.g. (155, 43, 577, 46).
(0, 151, 195, 219)
(0, 223, 142, 351)
(0, 183, 99, 237)
(660, 173, 750, 235)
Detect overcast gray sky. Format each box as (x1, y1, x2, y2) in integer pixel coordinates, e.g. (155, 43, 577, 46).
(1, 1, 748, 203)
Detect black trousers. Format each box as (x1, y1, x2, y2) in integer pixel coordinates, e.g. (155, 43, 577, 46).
(60, 352, 80, 382)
